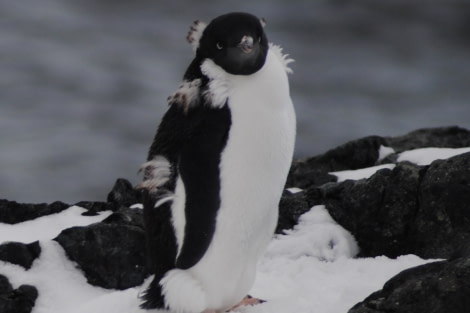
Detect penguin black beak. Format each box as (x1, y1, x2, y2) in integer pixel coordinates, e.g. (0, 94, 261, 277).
(238, 36, 254, 54)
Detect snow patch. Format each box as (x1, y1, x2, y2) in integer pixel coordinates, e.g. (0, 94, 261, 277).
(330, 164, 396, 182)
(0, 240, 111, 313)
(0, 193, 435, 313)
(397, 147, 470, 166)
(266, 205, 358, 261)
(0, 206, 112, 244)
(378, 145, 395, 161)
(245, 254, 432, 313)
(286, 187, 302, 194)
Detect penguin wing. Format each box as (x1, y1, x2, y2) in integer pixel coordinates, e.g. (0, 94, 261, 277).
(145, 85, 231, 269)
(176, 103, 231, 269)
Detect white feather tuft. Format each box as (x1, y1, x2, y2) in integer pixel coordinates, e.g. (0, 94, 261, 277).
(269, 43, 294, 74)
(138, 156, 172, 197)
(200, 59, 231, 108)
(186, 20, 207, 52)
(260, 17, 267, 27)
(160, 269, 207, 313)
(168, 79, 202, 112)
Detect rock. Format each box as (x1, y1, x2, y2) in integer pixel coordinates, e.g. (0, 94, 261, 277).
(287, 136, 386, 189)
(0, 241, 41, 269)
(308, 162, 424, 258)
(0, 275, 38, 313)
(276, 190, 310, 234)
(308, 152, 470, 259)
(387, 126, 470, 153)
(54, 207, 147, 290)
(102, 206, 144, 228)
(74, 201, 115, 216)
(107, 178, 142, 208)
(0, 200, 69, 224)
(412, 152, 470, 259)
(348, 257, 470, 313)
(0, 275, 12, 295)
(287, 126, 470, 190)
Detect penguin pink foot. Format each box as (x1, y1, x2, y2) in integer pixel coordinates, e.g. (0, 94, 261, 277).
(228, 295, 266, 311)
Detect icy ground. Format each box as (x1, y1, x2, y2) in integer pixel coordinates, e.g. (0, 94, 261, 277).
(2, 146, 468, 313)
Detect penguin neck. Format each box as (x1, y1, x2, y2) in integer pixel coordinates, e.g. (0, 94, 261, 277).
(183, 56, 207, 83)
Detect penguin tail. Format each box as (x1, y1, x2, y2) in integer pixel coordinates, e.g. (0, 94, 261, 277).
(139, 189, 178, 310)
(140, 275, 166, 309)
(160, 269, 207, 313)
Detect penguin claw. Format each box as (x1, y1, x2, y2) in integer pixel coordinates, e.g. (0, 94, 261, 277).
(228, 295, 266, 311)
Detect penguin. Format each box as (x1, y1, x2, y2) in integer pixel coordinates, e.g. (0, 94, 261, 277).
(138, 12, 296, 313)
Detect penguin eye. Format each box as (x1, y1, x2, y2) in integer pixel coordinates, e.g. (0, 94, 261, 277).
(216, 42, 223, 50)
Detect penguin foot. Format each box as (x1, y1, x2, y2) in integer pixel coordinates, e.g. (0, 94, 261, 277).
(228, 295, 266, 311)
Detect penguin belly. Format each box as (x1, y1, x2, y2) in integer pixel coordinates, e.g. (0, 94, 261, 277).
(172, 50, 296, 311)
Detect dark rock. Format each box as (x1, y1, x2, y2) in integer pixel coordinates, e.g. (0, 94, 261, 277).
(310, 162, 424, 258)
(0, 275, 12, 294)
(0, 275, 38, 313)
(287, 126, 470, 190)
(276, 190, 310, 234)
(387, 126, 470, 153)
(0, 200, 69, 224)
(0, 241, 41, 269)
(74, 201, 115, 216)
(54, 219, 147, 290)
(102, 206, 144, 228)
(309, 152, 470, 259)
(107, 178, 142, 208)
(287, 136, 386, 190)
(348, 257, 470, 313)
(412, 152, 470, 259)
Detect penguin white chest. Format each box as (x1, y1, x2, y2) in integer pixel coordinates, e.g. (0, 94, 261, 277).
(219, 49, 295, 248)
(191, 50, 296, 309)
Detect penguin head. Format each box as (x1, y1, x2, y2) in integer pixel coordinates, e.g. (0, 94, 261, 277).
(197, 12, 268, 75)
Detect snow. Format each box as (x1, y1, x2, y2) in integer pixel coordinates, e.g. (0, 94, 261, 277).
(0, 202, 433, 313)
(378, 145, 395, 161)
(1, 241, 111, 313)
(286, 187, 303, 194)
(397, 147, 470, 166)
(330, 164, 396, 183)
(0, 206, 112, 243)
(330, 146, 470, 182)
(267, 206, 358, 261)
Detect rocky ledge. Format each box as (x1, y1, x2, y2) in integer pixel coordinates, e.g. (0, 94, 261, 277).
(1, 126, 470, 313)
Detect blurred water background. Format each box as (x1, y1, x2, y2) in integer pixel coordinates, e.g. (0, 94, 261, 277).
(1, 0, 469, 203)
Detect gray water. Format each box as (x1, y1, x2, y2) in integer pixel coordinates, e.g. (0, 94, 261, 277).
(1, 0, 470, 203)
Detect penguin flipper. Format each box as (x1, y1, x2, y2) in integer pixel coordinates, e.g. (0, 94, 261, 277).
(140, 99, 231, 306)
(175, 104, 232, 270)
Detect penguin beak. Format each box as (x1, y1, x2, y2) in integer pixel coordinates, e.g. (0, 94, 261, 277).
(238, 36, 254, 54)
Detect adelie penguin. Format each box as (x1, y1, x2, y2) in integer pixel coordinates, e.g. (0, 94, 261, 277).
(138, 12, 296, 313)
